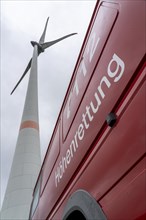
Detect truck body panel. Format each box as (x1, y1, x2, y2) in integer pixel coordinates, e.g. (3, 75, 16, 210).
(30, 1, 146, 219)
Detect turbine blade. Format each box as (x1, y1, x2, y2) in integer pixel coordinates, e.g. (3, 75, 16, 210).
(39, 17, 49, 44)
(10, 59, 32, 95)
(42, 33, 77, 50)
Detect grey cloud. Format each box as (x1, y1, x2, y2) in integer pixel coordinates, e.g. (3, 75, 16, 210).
(1, 0, 96, 208)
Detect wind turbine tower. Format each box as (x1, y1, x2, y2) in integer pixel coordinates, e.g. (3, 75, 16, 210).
(1, 18, 76, 220)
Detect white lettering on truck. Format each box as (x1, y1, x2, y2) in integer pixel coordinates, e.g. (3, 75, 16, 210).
(55, 53, 125, 187)
(66, 34, 100, 119)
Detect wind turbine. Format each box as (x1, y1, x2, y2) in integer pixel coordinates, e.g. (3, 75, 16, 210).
(11, 17, 77, 95)
(1, 17, 77, 220)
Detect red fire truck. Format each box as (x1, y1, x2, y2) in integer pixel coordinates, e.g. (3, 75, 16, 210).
(29, 0, 146, 219)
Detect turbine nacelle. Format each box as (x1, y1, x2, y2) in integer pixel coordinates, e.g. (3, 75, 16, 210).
(11, 17, 77, 95)
(31, 41, 45, 53)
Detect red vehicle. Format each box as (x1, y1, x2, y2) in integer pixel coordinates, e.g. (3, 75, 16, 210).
(29, 0, 146, 219)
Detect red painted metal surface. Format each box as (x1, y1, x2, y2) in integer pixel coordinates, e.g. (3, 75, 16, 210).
(30, 0, 146, 219)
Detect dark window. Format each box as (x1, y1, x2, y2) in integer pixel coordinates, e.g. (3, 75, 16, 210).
(62, 5, 118, 140)
(30, 175, 41, 218)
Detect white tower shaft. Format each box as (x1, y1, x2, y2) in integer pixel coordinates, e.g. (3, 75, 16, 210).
(1, 17, 77, 219)
(1, 45, 41, 220)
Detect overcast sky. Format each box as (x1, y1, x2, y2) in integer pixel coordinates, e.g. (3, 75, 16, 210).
(0, 0, 96, 209)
